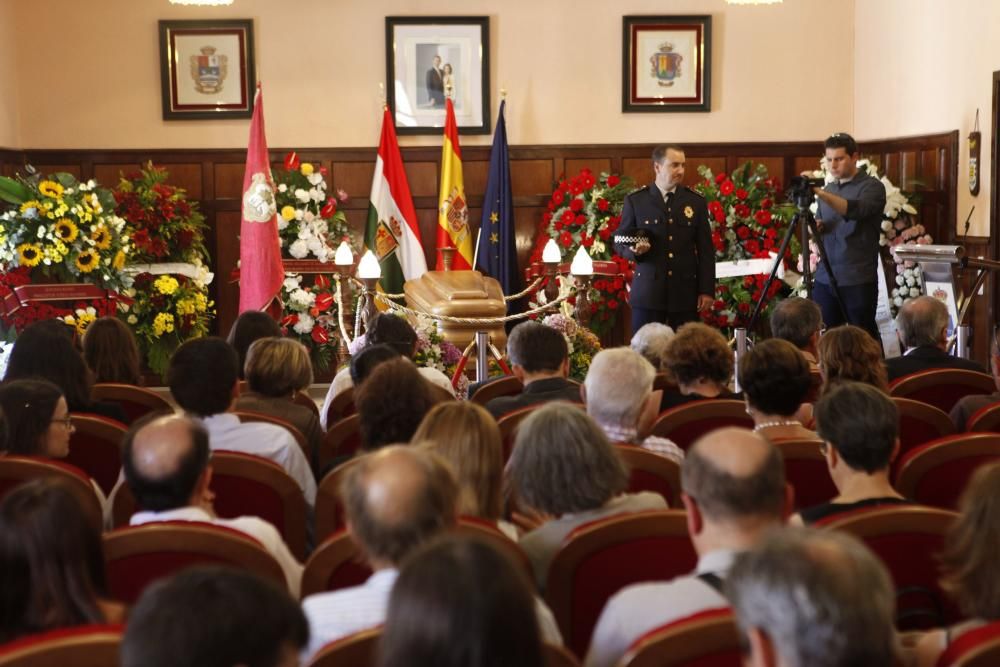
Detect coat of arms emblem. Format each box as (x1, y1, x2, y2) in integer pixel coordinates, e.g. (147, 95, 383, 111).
(242, 173, 276, 223)
(650, 42, 683, 87)
(190, 45, 229, 95)
(441, 187, 469, 237)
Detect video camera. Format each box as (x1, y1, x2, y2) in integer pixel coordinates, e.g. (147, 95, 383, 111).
(787, 175, 826, 208)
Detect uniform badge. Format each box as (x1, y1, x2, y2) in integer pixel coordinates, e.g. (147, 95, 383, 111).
(684, 206, 694, 219)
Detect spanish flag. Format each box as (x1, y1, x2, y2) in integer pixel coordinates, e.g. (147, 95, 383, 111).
(435, 98, 473, 270)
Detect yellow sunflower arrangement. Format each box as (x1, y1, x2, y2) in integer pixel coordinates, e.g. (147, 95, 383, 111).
(74, 249, 99, 273)
(90, 225, 111, 249)
(38, 180, 64, 199)
(16, 243, 42, 267)
(54, 218, 79, 243)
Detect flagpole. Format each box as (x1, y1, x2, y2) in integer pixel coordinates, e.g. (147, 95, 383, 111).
(472, 228, 482, 270)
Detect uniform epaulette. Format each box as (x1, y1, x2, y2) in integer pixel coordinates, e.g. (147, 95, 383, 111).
(626, 185, 648, 197)
(681, 185, 705, 198)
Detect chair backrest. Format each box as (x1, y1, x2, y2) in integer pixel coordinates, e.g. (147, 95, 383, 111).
(305, 627, 382, 667)
(232, 410, 309, 456)
(497, 403, 585, 463)
(0, 456, 104, 534)
(894, 433, 1000, 510)
(650, 400, 754, 451)
(455, 516, 535, 586)
(102, 521, 287, 604)
(0, 624, 123, 667)
(616, 608, 741, 667)
(966, 402, 1000, 433)
(893, 398, 956, 466)
(889, 369, 995, 414)
(293, 390, 320, 416)
(771, 438, 838, 510)
(315, 458, 361, 542)
(301, 528, 374, 598)
(66, 413, 128, 497)
(819, 505, 960, 630)
(803, 368, 823, 405)
(471, 375, 525, 406)
(936, 619, 1000, 667)
(652, 373, 678, 395)
(91, 383, 174, 423)
(319, 415, 362, 473)
(545, 510, 697, 658)
(324, 388, 356, 430)
(615, 445, 682, 506)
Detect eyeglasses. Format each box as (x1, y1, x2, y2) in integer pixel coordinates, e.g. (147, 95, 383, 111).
(818, 441, 829, 456)
(50, 416, 74, 429)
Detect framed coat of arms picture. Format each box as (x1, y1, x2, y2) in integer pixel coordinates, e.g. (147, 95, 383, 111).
(622, 15, 711, 113)
(159, 19, 256, 120)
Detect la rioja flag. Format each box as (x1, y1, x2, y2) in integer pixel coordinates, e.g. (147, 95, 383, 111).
(435, 98, 473, 270)
(364, 107, 427, 295)
(238, 84, 284, 313)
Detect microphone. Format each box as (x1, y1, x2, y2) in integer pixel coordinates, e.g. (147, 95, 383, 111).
(958, 206, 975, 269)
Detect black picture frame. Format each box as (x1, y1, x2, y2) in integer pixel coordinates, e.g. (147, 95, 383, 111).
(159, 19, 256, 120)
(385, 16, 491, 135)
(622, 15, 712, 113)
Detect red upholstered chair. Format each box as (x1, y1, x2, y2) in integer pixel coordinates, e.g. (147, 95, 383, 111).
(545, 643, 582, 667)
(771, 438, 838, 510)
(894, 433, 1000, 510)
(293, 390, 320, 416)
(91, 383, 174, 423)
(319, 415, 362, 473)
(454, 516, 534, 584)
(545, 510, 697, 658)
(315, 457, 361, 542)
(889, 369, 995, 414)
(893, 398, 956, 465)
(935, 619, 1000, 666)
(323, 388, 356, 431)
(305, 627, 381, 667)
(232, 410, 309, 456)
(803, 368, 824, 405)
(652, 373, 678, 395)
(818, 506, 959, 630)
(615, 445, 682, 506)
(0, 624, 123, 667)
(498, 403, 585, 463)
(966, 402, 1000, 433)
(102, 521, 287, 604)
(650, 400, 754, 451)
(66, 413, 128, 497)
(616, 608, 741, 667)
(470, 375, 524, 406)
(300, 528, 373, 599)
(0, 456, 104, 534)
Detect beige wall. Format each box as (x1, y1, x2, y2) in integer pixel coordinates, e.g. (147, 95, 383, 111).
(6, 0, 853, 150)
(0, 0, 19, 148)
(854, 0, 998, 236)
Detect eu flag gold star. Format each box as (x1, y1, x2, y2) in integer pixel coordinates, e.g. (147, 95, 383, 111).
(490, 211, 499, 223)
(490, 232, 499, 244)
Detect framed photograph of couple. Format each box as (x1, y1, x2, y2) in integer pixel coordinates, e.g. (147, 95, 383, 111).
(159, 19, 256, 120)
(622, 15, 711, 113)
(385, 16, 491, 135)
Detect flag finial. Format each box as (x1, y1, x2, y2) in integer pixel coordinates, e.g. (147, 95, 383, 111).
(379, 82, 386, 110)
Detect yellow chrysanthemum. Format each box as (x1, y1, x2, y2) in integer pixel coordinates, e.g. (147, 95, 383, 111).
(154, 275, 179, 295)
(300, 163, 315, 176)
(153, 312, 175, 337)
(75, 249, 99, 273)
(71, 311, 95, 336)
(19, 200, 42, 215)
(38, 180, 64, 199)
(280, 205, 296, 221)
(176, 299, 196, 316)
(54, 218, 79, 243)
(112, 250, 126, 271)
(194, 291, 208, 313)
(16, 243, 42, 267)
(90, 225, 111, 250)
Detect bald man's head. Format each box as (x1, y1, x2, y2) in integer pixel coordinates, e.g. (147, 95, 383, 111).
(682, 428, 785, 522)
(896, 295, 949, 348)
(123, 414, 210, 512)
(341, 445, 458, 566)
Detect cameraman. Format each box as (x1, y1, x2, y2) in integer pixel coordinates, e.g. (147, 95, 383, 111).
(811, 133, 886, 341)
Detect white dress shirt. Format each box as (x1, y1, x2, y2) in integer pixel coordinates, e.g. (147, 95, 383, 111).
(130, 505, 303, 597)
(583, 549, 737, 667)
(199, 413, 316, 506)
(319, 364, 456, 429)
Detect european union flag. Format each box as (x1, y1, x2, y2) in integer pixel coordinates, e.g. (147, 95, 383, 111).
(477, 100, 523, 314)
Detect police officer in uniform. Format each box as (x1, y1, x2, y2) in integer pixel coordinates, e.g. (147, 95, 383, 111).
(614, 145, 715, 333)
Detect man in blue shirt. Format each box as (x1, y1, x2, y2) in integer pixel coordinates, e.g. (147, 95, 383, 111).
(812, 133, 886, 341)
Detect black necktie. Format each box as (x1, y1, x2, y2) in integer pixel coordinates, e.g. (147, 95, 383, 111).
(663, 191, 674, 207)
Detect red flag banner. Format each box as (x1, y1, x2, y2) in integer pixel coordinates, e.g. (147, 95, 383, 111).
(435, 99, 473, 270)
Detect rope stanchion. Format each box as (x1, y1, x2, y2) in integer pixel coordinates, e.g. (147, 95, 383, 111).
(503, 276, 544, 302)
(332, 275, 353, 348)
(372, 289, 571, 325)
(451, 339, 477, 389)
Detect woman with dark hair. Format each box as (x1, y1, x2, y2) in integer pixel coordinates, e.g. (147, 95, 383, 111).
(0, 379, 74, 459)
(739, 338, 817, 441)
(0, 479, 124, 643)
(355, 358, 445, 452)
(817, 324, 889, 394)
(660, 322, 740, 410)
(225, 311, 281, 381)
(5, 320, 127, 423)
(378, 536, 544, 667)
(83, 317, 143, 385)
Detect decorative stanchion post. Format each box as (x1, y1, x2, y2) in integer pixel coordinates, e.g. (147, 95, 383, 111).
(570, 247, 594, 328)
(439, 247, 456, 272)
(333, 240, 355, 361)
(733, 328, 748, 392)
(542, 238, 562, 302)
(357, 250, 381, 334)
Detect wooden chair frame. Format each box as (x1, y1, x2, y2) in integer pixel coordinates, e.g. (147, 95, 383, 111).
(894, 433, 1000, 508)
(301, 528, 369, 599)
(770, 438, 837, 509)
(0, 456, 104, 534)
(0, 624, 123, 667)
(650, 400, 753, 449)
(324, 388, 356, 430)
(293, 390, 320, 416)
(67, 413, 128, 497)
(966, 402, 1000, 433)
(615, 445, 682, 506)
(319, 415, 362, 473)
(615, 608, 740, 667)
(92, 382, 174, 420)
(892, 398, 955, 455)
(305, 627, 382, 667)
(889, 368, 995, 413)
(937, 620, 1000, 667)
(315, 457, 361, 542)
(470, 375, 524, 406)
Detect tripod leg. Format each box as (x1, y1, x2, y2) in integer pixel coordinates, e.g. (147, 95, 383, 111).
(805, 216, 850, 324)
(746, 212, 800, 332)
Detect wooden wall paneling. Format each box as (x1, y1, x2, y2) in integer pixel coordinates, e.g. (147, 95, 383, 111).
(213, 163, 244, 200)
(463, 160, 490, 197)
(736, 156, 784, 184)
(211, 210, 242, 338)
(405, 161, 438, 197)
(515, 206, 545, 270)
(564, 158, 612, 177)
(510, 159, 554, 196)
(687, 156, 726, 182)
(92, 163, 139, 188)
(331, 160, 374, 202)
(792, 156, 819, 177)
(621, 158, 654, 186)
(31, 164, 82, 178)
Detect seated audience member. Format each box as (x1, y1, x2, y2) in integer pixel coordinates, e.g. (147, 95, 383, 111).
(660, 322, 740, 411)
(888, 295, 985, 382)
(123, 414, 303, 594)
(412, 401, 516, 538)
(300, 446, 563, 659)
(770, 297, 823, 371)
(349, 343, 402, 386)
(121, 567, 308, 667)
(507, 403, 667, 590)
(740, 339, 817, 441)
(817, 324, 889, 394)
(584, 347, 683, 462)
(727, 527, 898, 667)
(915, 462, 1000, 666)
(167, 337, 315, 505)
(82, 316, 143, 385)
(793, 381, 907, 525)
(0, 479, 124, 644)
(629, 322, 675, 372)
(235, 337, 322, 464)
(5, 319, 127, 423)
(356, 358, 443, 452)
(320, 313, 454, 428)
(585, 429, 789, 667)
(951, 332, 1000, 429)
(379, 536, 545, 667)
(226, 310, 281, 381)
(484, 321, 581, 419)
